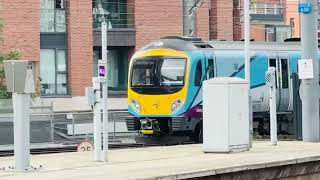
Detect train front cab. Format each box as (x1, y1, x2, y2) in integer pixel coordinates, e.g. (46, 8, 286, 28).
(127, 48, 191, 136)
(127, 48, 214, 142)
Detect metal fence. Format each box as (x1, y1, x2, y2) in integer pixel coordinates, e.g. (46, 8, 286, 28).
(251, 3, 284, 15)
(0, 107, 137, 146)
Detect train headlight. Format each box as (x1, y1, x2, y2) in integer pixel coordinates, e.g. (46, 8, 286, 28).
(171, 99, 182, 112)
(131, 99, 141, 112)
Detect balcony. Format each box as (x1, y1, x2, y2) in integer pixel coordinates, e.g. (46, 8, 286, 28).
(92, 1, 134, 29)
(250, 3, 284, 22)
(92, 1, 135, 47)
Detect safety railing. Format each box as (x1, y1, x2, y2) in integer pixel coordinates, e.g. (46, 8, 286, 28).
(251, 3, 284, 15)
(0, 109, 137, 146)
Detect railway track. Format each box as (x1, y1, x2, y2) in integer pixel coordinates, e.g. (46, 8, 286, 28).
(0, 141, 195, 157)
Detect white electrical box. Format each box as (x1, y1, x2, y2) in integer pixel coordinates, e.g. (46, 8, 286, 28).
(203, 77, 249, 153)
(3, 60, 35, 93)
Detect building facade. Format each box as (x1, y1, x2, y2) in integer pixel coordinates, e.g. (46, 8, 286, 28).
(0, 0, 293, 111)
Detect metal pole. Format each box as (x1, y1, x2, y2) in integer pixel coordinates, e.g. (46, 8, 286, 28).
(270, 84, 277, 145)
(102, 21, 109, 161)
(268, 68, 278, 146)
(244, 0, 252, 148)
(113, 113, 116, 141)
(50, 102, 54, 142)
(93, 78, 103, 161)
(300, 0, 320, 142)
(12, 93, 31, 171)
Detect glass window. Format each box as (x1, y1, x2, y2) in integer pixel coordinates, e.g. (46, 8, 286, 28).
(281, 59, 288, 89)
(160, 59, 186, 86)
(183, 0, 196, 36)
(269, 58, 278, 88)
(41, 49, 68, 96)
(57, 50, 66, 72)
(195, 61, 202, 86)
(92, 0, 131, 28)
(207, 59, 214, 79)
(266, 26, 275, 42)
(276, 26, 291, 42)
(131, 60, 157, 87)
(40, 49, 56, 95)
(93, 47, 129, 91)
(41, 0, 66, 32)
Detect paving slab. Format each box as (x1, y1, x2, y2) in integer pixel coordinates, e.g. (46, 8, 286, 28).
(1, 141, 320, 180)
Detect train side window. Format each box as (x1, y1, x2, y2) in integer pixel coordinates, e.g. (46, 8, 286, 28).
(195, 61, 202, 86)
(269, 59, 277, 88)
(281, 59, 289, 89)
(207, 58, 214, 79)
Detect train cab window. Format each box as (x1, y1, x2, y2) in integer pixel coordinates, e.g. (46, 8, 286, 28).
(207, 58, 214, 79)
(269, 59, 278, 88)
(195, 61, 202, 86)
(281, 59, 289, 89)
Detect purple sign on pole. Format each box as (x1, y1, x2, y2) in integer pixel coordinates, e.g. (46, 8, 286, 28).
(99, 65, 106, 78)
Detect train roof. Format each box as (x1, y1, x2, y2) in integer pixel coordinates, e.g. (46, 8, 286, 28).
(208, 41, 301, 52)
(139, 36, 213, 52)
(139, 36, 302, 52)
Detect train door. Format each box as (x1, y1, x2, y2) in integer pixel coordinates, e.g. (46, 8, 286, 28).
(278, 55, 290, 112)
(268, 55, 290, 112)
(268, 56, 281, 110)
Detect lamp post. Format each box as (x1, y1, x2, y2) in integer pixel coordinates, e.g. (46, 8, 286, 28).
(244, 0, 252, 148)
(93, 3, 112, 162)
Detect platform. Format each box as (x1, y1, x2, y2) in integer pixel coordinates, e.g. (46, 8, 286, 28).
(1, 141, 320, 180)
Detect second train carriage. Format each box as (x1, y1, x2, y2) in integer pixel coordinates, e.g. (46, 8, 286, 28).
(127, 36, 308, 142)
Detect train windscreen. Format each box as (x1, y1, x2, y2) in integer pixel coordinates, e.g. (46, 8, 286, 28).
(130, 57, 186, 94)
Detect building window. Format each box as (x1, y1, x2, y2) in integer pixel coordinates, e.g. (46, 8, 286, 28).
(55, 0, 64, 9)
(183, 0, 196, 36)
(41, 0, 66, 32)
(265, 25, 291, 42)
(40, 49, 68, 96)
(266, 26, 276, 42)
(275, 26, 291, 42)
(290, 18, 295, 36)
(93, 47, 129, 92)
(93, 0, 133, 28)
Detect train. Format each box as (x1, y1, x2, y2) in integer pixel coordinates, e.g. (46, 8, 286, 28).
(127, 36, 309, 142)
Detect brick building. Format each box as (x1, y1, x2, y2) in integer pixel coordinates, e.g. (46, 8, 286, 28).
(0, 0, 291, 110)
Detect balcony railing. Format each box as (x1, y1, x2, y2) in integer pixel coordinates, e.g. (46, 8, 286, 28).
(92, 13, 134, 29)
(251, 3, 284, 15)
(41, 9, 66, 33)
(92, 1, 134, 29)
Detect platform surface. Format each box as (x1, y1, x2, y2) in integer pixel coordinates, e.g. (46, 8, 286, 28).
(1, 141, 320, 180)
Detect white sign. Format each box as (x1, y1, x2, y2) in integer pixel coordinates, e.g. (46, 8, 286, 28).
(98, 60, 106, 82)
(298, 59, 314, 79)
(77, 141, 94, 152)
